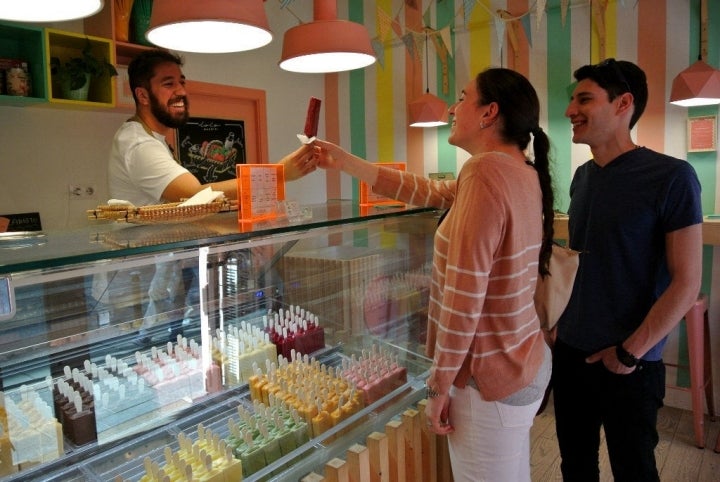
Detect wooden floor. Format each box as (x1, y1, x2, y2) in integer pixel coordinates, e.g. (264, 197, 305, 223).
(530, 399, 720, 481)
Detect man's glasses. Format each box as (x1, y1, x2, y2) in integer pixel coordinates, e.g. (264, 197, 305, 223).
(594, 58, 632, 94)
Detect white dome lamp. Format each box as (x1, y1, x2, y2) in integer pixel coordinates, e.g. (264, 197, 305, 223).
(146, 0, 272, 54)
(0, 0, 103, 22)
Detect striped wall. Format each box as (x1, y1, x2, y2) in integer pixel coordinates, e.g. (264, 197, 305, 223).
(324, 0, 720, 414)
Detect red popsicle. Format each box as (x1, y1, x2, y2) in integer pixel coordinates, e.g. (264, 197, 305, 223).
(303, 97, 322, 138)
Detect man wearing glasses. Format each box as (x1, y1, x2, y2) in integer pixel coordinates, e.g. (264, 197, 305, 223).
(551, 59, 703, 481)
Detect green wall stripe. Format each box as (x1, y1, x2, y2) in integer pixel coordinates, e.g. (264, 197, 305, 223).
(349, 2, 368, 246)
(546, 2, 573, 212)
(436, 0, 455, 175)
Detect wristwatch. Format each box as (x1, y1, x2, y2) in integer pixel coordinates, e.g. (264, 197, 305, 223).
(615, 344, 639, 368)
(426, 384, 441, 398)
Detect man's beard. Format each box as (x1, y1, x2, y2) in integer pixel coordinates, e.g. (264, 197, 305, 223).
(149, 91, 189, 128)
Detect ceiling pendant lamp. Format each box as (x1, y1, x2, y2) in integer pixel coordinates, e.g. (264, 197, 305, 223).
(669, 0, 720, 107)
(0, 0, 103, 22)
(409, 29, 448, 128)
(146, 0, 272, 54)
(279, 0, 376, 73)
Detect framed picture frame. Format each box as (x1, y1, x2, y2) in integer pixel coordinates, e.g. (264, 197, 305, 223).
(176, 117, 247, 183)
(687, 115, 717, 152)
(169, 81, 268, 166)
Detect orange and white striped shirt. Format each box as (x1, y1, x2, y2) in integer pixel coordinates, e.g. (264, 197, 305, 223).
(374, 152, 546, 401)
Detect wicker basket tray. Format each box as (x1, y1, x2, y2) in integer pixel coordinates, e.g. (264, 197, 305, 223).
(88, 199, 235, 224)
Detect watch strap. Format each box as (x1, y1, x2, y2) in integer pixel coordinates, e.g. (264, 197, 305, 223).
(426, 384, 441, 398)
(615, 344, 639, 368)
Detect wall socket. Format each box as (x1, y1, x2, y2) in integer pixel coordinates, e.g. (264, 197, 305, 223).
(68, 184, 96, 199)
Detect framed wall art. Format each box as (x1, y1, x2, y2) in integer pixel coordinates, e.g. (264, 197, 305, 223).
(687, 115, 717, 152)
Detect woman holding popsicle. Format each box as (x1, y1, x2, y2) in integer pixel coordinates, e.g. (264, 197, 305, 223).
(312, 68, 554, 482)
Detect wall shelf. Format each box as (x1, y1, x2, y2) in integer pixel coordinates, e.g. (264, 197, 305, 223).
(0, 21, 48, 105)
(44, 28, 115, 108)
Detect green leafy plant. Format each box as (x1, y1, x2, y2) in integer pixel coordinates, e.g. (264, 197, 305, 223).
(51, 38, 118, 91)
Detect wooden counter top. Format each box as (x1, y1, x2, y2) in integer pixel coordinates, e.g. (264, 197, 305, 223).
(553, 215, 720, 246)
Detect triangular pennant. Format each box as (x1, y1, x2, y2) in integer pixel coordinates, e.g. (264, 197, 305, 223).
(280, 0, 295, 8)
(405, 0, 418, 9)
(423, 4, 432, 28)
(561, 0, 569, 27)
(520, 13, 533, 48)
(413, 32, 425, 62)
(371, 38, 386, 68)
(402, 33, 417, 61)
(535, 0, 547, 31)
(430, 32, 448, 64)
(391, 13, 404, 39)
(493, 16, 506, 55)
(376, 7, 393, 42)
(439, 26, 453, 58)
(463, 0, 477, 26)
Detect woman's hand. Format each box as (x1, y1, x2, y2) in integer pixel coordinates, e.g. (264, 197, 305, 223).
(280, 143, 317, 181)
(311, 139, 346, 170)
(424, 393, 454, 435)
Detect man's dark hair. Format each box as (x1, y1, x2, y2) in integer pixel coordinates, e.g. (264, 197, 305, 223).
(573, 59, 648, 129)
(127, 49, 184, 103)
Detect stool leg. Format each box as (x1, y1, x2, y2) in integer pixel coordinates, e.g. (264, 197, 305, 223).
(686, 303, 706, 449)
(703, 310, 715, 420)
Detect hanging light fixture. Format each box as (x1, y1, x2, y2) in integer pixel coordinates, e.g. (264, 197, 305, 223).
(409, 29, 448, 128)
(669, 0, 720, 107)
(0, 0, 103, 22)
(146, 0, 272, 54)
(279, 0, 375, 73)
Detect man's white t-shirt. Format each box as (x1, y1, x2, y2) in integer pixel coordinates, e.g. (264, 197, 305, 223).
(108, 120, 188, 206)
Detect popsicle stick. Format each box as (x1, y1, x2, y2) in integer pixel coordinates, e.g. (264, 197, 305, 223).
(436, 432, 453, 482)
(302, 472, 326, 482)
(325, 457, 350, 482)
(346, 443, 371, 482)
(417, 399, 437, 482)
(366, 431, 389, 482)
(402, 409, 422, 482)
(385, 419, 406, 482)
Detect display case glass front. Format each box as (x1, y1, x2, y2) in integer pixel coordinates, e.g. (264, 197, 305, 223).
(0, 201, 441, 481)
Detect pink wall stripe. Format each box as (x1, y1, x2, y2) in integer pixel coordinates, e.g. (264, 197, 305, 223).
(636, 0, 667, 153)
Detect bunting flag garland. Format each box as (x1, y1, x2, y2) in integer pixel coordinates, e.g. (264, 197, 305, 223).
(360, 0, 614, 64)
(279, 0, 295, 8)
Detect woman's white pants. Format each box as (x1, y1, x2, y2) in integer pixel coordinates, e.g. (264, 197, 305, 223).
(446, 384, 542, 482)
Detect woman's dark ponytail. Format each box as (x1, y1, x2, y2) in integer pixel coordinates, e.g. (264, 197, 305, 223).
(530, 127, 554, 277)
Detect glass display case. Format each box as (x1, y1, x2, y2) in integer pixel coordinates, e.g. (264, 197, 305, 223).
(0, 201, 443, 481)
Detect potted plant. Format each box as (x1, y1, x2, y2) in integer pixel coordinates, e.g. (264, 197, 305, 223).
(50, 39, 118, 101)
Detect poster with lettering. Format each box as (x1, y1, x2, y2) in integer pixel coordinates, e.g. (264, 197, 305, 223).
(176, 117, 247, 182)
